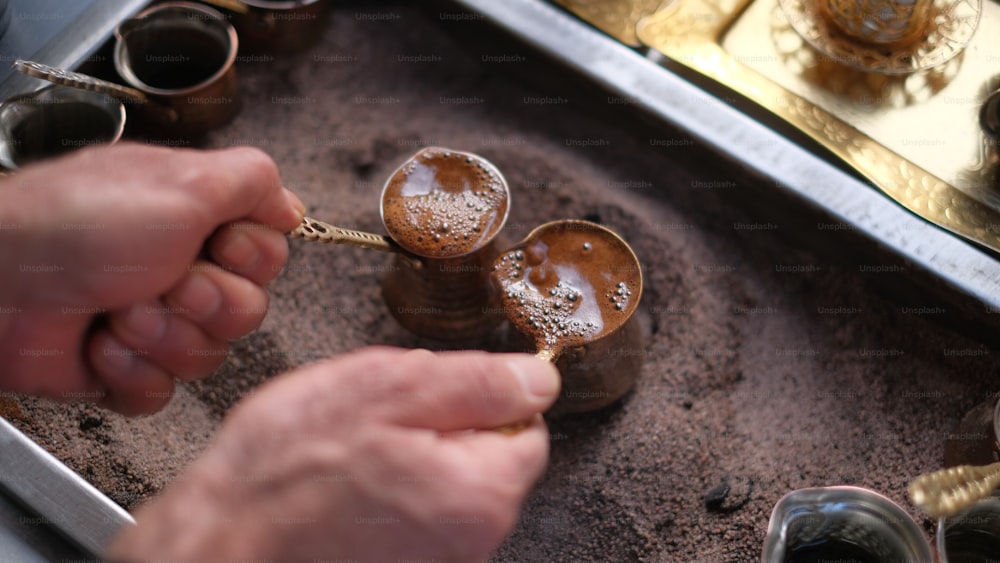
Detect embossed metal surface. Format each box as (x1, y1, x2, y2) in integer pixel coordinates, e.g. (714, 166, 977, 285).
(637, 0, 1000, 253)
(552, 0, 671, 46)
(781, 0, 981, 74)
(14, 59, 149, 103)
(452, 0, 1000, 318)
(910, 461, 1000, 518)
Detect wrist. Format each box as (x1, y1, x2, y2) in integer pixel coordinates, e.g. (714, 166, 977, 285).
(104, 457, 267, 562)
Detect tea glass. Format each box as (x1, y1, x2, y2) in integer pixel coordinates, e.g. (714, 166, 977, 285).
(761, 486, 934, 562)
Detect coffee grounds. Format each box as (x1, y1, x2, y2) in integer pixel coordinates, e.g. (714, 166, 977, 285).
(7, 3, 1000, 561)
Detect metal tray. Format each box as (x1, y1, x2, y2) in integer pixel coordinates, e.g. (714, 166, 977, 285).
(0, 0, 148, 100)
(636, 0, 1000, 254)
(450, 0, 1000, 324)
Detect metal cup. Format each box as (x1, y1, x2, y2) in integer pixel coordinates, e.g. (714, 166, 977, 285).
(936, 491, 1000, 563)
(379, 147, 511, 343)
(233, 0, 330, 55)
(944, 395, 1000, 468)
(761, 486, 935, 562)
(527, 312, 644, 417)
(113, 1, 240, 136)
(820, 0, 933, 45)
(491, 220, 645, 416)
(0, 85, 125, 169)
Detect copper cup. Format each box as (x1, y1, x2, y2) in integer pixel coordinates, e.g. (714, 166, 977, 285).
(379, 147, 510, 343)
(491, 220, 644, 415)
(113, 1, 240, 136)
(944, 395, 1000, 468)
(233, 0, 330, 55)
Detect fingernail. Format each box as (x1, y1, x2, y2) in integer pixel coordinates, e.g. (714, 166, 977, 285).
(172, 273, 222, 321)
(508, 356, 561, 400)
(284, 188, 306, 220)
(125, 303, 167, 342)
(219, 230, 260, 270)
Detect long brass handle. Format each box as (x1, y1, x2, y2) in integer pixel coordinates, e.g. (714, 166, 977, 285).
(909, 461, 1000, 519)
(13, 59, 179, 123)
(289, 217, 423, 269)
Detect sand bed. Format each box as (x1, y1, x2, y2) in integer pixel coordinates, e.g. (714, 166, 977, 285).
(8, 2, 1000, 561)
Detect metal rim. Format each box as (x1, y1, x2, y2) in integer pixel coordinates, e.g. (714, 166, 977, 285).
(113, 1, 239, 97)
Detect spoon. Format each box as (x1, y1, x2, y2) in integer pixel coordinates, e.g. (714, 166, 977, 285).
(289, 216, 423, 269)
(490, 219, 643, 363)
(909, 461, 1000, 519)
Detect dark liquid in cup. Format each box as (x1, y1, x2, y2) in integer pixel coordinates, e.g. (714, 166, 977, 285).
(492, 222, 639, 351)
(124, 25, 227, 90)
(9, 102, 117, 166)
(381, 148, 508, 258)
(943, 528, 1000, 563)
(784, 538, 878, 563)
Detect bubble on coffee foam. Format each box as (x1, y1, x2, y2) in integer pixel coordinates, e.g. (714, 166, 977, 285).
(384, 149, 507, 257)
(608, 281, 632, 311)
(493, 249, 601, 348)
(492, 233, 638, 348)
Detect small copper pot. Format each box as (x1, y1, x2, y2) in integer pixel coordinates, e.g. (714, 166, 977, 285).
(380, 147, 510, 343)
(233, 0, 330, 55)
(944, 396, 1000, 467)
(113, 1, 240, 136)
(491, 220, 644, 415)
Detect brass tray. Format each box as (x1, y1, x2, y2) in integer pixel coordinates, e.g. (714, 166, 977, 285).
(551, 0, 671, 46)
(632, 0, 1000, 253)
(551, 0, 1000, 253)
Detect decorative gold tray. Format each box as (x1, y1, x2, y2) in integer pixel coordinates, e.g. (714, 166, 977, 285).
(552, 0, 672, 46)
(557, 0, 1000, 253)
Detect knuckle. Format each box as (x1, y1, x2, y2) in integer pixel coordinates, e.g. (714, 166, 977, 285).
(229, 147, 279, 183)
(180, 164, 229, 194)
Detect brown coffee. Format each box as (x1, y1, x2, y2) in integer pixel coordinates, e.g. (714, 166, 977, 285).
(491, 220, 640, 352)
(381, 147, 508, 258)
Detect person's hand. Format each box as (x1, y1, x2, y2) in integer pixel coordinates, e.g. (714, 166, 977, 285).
(105, 347, 561, 563)
(0, 143, 303, 415)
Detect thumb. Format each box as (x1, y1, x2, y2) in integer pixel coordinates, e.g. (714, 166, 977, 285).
(379, 349, 561, 432)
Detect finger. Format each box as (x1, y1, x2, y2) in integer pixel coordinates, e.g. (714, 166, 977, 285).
(424, 415, 551, 551)
(444, 413, 551, 487)
(207, 221, 289, 286)
(163, 263, 270, 341)
(178, 147, 304, 233)
(108, 300, 228, 382)
(377, 349, 561, 432)
(87, 329, 176, 416)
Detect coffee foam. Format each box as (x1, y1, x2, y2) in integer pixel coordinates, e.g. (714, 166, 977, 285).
(381, 147, 509, 258)
(492, 221, 640, 350)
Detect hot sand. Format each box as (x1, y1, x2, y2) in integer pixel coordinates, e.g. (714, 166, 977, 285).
(8, 2, 1000, 561)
